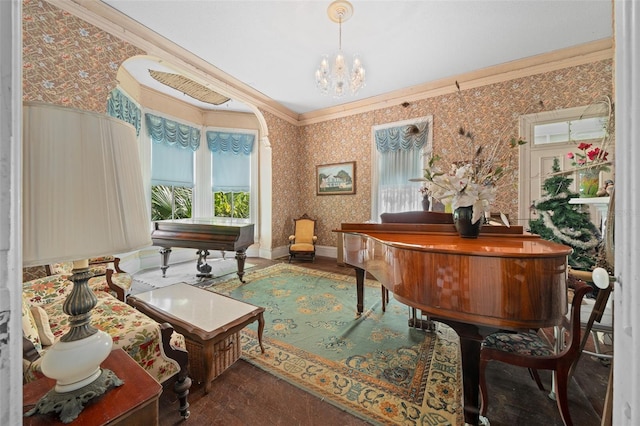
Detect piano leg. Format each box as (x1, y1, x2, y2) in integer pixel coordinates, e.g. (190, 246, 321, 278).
(438, 320, 493, 426)
(354, 267, 365, 316)
(159, 247, 172, 277)
(196, 249, 212, 277)
(235, 249, 248, 283)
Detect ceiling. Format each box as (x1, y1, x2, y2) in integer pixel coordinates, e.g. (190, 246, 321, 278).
(102, 0, 613, 115)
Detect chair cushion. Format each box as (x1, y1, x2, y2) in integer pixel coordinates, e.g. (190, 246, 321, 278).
(290, 243, 315, 252)
(30, 305, 55, 346)
(48, 262, 73, 275)
(482, 331, 554, 357)
(22, 294, 42, 354)
(110, 273, 132, 290)
(294, 220, 315, 244)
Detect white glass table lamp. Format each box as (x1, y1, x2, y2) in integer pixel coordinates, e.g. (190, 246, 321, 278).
(22, 102, 152, 423)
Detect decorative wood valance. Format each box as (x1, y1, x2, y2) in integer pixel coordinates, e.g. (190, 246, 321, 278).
(149, 70, 230, 106)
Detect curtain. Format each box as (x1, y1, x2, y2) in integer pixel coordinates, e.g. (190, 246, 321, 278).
(151, 143, 194, 188)
(106, 88, 141, 136)
(206, 131, 254, 155)
(375, 122, 430, 216)
(145, 113, 200, 151)
(147, 114, 199, 187)
(374, 122, 429, 153)
(207, 131, 254, 192)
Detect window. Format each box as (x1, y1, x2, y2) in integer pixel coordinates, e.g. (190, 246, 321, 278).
(371, 117, 432, 221)
(147, 113, 200, 221)
(207, 131, 255, 222)
(151, 143, 194, 220)
(534, 116, 607, 145)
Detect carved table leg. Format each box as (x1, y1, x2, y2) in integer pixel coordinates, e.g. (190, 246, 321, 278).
(159, 248, 172, 278)
(256, 312, 265, 353)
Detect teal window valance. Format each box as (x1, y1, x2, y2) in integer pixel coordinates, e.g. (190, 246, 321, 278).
(374, 122, 429, 153)
(206, 131, 255, 155)
(107, 88, 141, 136)
(146, 113, 200, 151)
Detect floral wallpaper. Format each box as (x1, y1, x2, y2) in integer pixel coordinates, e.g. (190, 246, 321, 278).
(22, 0, 145, 112)
(260, 109, 302, 246)
(22, 0, 613, 252)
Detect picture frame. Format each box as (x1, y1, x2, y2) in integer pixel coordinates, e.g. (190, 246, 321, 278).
(316, 161, 356, 195)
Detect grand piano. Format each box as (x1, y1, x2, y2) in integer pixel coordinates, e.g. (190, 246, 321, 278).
(151, 218, 254, 282)
(337, 222, 572, 426)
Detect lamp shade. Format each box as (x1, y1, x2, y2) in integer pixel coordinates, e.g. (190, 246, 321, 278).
(23, 102, 152, 266)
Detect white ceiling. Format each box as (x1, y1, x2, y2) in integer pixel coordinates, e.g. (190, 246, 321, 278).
(103, 0, 613, 115)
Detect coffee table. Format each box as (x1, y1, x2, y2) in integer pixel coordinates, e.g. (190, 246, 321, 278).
(127, 283, 265, 393)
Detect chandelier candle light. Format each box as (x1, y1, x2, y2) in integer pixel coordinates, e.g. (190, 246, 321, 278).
(315, 0, 365, 97)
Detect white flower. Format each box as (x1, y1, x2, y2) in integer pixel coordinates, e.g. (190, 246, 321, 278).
(427, 163, 497, 224)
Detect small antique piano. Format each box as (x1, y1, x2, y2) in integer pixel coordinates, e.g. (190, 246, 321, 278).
(336, 222, 572, 425)
(151, 218, 254, 282)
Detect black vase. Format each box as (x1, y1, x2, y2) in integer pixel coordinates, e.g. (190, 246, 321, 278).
(421, 196, 430, 211)
(453, 206, 482, 238)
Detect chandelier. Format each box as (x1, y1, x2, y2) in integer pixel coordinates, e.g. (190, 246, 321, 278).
(315, 0, 366, 97)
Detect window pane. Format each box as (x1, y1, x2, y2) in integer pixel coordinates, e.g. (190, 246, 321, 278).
(534, 121, 569, 144)
(378, 148, 424, 214)
(570, 117, 607, 140)
(213, 191, 250, 219)
(534, 117, 607, 145)
(151, 185, 192, 220)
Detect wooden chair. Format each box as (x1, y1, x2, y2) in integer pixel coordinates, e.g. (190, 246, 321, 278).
(478, 280, 593, 426)
(288, 214, 317, 263)
(569, 267, 614, 362)
(379, 211, 453, 325)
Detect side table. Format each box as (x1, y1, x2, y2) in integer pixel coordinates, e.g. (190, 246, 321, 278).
(23, 349, 162, 425)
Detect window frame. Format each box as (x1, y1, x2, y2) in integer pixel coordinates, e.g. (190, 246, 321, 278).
(370, 116, 433, 221)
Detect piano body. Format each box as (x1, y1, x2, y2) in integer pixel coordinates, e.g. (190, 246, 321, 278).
(337, 222, 572, 425)
(151, 218, 254, 282)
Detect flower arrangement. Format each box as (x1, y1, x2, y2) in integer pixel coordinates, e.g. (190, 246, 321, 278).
(424, 152, 514, 225)
(567, 142, 610, 171)
(564, 95, 614, 175)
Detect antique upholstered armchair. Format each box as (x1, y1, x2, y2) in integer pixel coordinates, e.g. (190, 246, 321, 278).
(288, 214, 317, 263)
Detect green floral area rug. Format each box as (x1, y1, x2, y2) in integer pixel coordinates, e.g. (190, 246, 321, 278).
(205, 263, 463, 425)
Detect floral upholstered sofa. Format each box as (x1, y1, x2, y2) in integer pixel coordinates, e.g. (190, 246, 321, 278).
(22, 270, 191, 418)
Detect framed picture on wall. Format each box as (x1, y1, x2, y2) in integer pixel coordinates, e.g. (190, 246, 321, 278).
(316, 161, 356, 195)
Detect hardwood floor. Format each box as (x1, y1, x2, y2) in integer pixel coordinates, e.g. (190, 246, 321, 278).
(158, 257, 611, 425)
